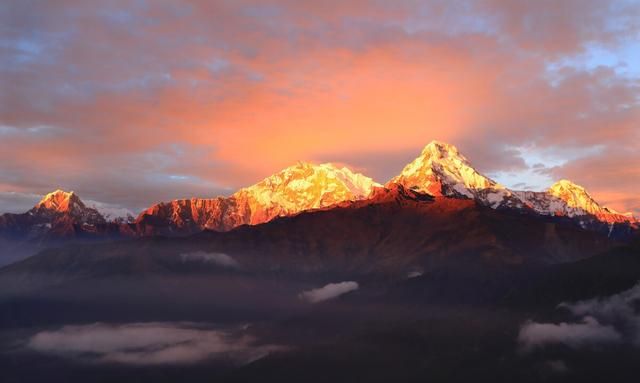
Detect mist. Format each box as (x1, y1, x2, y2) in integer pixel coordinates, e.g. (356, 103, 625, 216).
(518, 281, 640, 351)
(27, 322, 286, 366)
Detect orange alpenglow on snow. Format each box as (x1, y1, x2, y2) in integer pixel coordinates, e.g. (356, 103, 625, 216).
(133, 141, 635, 238)
(547, 180, 635, 224)
(390, 140, 506, 197)
(33, 189, 86, 214)
(135, 162, 381, 235)
(389, 141, 636, 223)
(2, 142, 634, 240)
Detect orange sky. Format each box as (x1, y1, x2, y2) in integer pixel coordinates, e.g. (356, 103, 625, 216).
(1, 0, 639, 215)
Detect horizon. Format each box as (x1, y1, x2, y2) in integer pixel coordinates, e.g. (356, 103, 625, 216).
(0, 140, 638, 216)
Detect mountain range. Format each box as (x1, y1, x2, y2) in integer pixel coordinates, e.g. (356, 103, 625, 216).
(0, 141, 636, 246)
(2, 141, 640, 383)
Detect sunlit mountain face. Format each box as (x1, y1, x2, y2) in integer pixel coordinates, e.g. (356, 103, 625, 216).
(2, 1, 640, 382)
(1, 141, 635, 249)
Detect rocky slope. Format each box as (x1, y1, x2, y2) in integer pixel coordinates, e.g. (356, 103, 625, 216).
(1, 184, 615, 288)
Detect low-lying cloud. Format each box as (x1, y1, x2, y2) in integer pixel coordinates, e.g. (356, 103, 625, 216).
(518, 281, 640, 351)
(27, 322, 283, 365)
(299, 281, 359, 303)
(180, 251, 240, 269)
(518, 316, 621, 351)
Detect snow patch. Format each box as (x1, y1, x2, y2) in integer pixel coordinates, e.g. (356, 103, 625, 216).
(86, 200, 135, 223)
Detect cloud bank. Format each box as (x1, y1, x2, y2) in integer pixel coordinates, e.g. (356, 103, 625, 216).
(519, 281, 640, 351)
(299, 281, 359, 303)
(518, 316, 621, 351)
(27, 322, 283, 365)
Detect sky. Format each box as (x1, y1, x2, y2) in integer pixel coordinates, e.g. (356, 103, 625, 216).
(1, 0, 639, 215)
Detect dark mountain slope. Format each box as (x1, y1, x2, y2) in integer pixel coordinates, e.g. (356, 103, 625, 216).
(0, 185, 616, 287)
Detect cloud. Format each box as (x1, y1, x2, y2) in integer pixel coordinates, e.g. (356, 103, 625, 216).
(27, 322, 284, 365)
(180, 251, 240, 269)
(0, 191, 40, 213)
(519, 281, 640, 351)
(407, 270, 424, 279)
(475, 0, 640, 54)
(1, 1, 639, 214)
(518, 316, 621, 351)
(560, 281, 640, 346)
(299, 281, 359, 303)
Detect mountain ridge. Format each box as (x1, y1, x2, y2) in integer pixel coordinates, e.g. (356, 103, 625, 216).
(391, 141, 636, 225)
(0, 141, 636, 242)
(134, 162, 381, 235)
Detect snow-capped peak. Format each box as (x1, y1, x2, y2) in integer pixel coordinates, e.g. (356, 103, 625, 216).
(234, 162, 381, 224)
(132, 141, 635, 236)
(388, 141, 636, 225)
(547, 180, 600, 212)
(135, 161, 383, 233)
(85, 200, 136, 223)
(241, 162, 380, 198)
(545, 179, 635, 223)
(28, 189, 108, 225)
(390, 140, 505, 200)
(34, 189, 86, 214)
